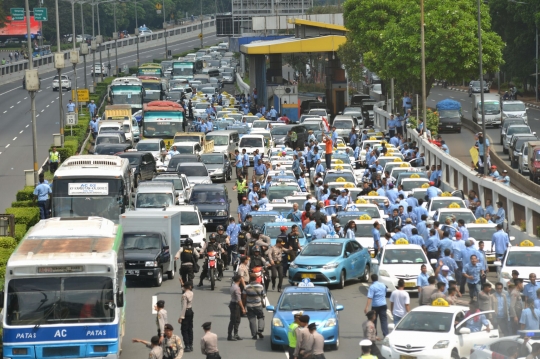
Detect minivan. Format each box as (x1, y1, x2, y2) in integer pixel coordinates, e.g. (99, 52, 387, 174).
(472, 93, 502, 127)
(202, 68, 220, 78)
(135, 181, 178, 210)
(205, 130, 239, 158)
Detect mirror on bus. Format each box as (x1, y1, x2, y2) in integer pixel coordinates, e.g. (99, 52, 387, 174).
(116, 291, 124, 308)
(0, 291, 3, 308)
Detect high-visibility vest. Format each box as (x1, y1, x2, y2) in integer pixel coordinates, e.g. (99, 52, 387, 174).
(236, 180, 247, 194)
(288, 323, 299, 348)
(49, 151, 59, 162)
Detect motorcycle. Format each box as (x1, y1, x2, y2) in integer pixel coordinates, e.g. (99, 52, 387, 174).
(252, 266, 266, 286)
(206, 250, 219, 291)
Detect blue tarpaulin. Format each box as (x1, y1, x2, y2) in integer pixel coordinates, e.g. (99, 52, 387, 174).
(436, 99, 461, 110)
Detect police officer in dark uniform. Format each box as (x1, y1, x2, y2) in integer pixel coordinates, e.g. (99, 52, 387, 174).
(249, 246, 268, 271)
(215, 225, 230, 270)
(285, 225, 300, 274)
(175, 238, 199, 285)
(198, 234, 225, 288)
(237, 224, 250, 257)
(187, 99, 193, 119)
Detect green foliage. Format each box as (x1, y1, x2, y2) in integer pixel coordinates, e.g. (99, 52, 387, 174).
(337, 35, 364, 83)
(153, 59, 164, 64)
(11, 201, 37, 208)
(16, 187, 35, 202)
(14, 224, 27, 242)
(0, 237, 17, 250)
(426, 110, 439, 136)
(5, 207, 40, 227)
(343, 0, 505, 96)
(306, 5, 342, 14)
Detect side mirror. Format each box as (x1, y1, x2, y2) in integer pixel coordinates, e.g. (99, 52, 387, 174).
(0, 291, 4, 308)
(510, 236, 515, 241)
(371, 258, 379, 265)
(344, 251, 350, 258)
(266, 305, 275, 312)
(533, 132, 537, 136)
(458, 327, 471, 335)
(116, 290, 124, 308)
(430, 258, 437, 265)
(203, 219, 209, 224)
(335, 304, 344, 311)
(163, 245, 170, 250)
(493, 260, 502, 267)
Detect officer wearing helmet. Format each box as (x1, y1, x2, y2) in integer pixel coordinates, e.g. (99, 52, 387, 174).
(249, 245, 268, 271)
(175, 238, 200, 286)
(248, 228, 271, 257)
(237, 223, 252, 256)
(198, 234, 225, 288)
(215, 225, 231, 270)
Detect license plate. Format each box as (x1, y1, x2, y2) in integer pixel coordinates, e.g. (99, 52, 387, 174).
(126, 270, 139, 275)
(404, 282, 416, 288)
(301, 273, 316, 279)
(208, 219, 213, 223)
(400, 356, 416, 359)
(487, 256, 495, 262)
(446, 125, 453, 128)
(370, 252, 375, 258)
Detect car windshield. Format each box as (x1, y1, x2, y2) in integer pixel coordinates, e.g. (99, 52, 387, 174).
(301, 242, 343, 257)
(506, 251, 540, 267)
(480, 101, 500, 114)
(355, 223, 387, 237)
(396, 311, 453, 332)
(467, 227, 496, 241)
(136, 193, 173, 208)
(438, 110, 460, 119)
(265, 226, 305, 239)
(383, 249, 427, 264)
(402, 180, 429, 191)
(503, 103, 526, 111)
(177, 165, 208, 177)
(100, 127, 121, 133)
(536, 151, 540, 161)
(271, 127, 291, 136)
(176, 146, 195, 154)
(309, 110, 326, 116)
(201, 155, 224, 164)
(278, 292, 331, 311)
(516, 138, 537, 150)
(190, 191, 226, 204)
(324, 172, 355, 184)
(244, 116, 258, 124)
(205, 135, 229, 146)
(439, 211, 476, 223)
(252, 121, 269, 129)
(267, 186, 298, 201)
(471, 81, 481, 87)
(180, 211, 200, 225)
(303, 122, 321, 131)
(123, 124, 130, 133)
(153, 177, 183, 190)
(124, 233, 161, 250)
(120, 155, 141, 165)
(136, 142, 159, 151)
(95, 136, 120, 145)
(144, 83, 161, 91)
(174, 135, 200, 143)
(508, 127, 530, 136)
(250, 214, 278, 228)
(333, 120, 353, 129)
(430, 199, 465, 211)
(195, 103, 208, 109)
(340, 208, 381, 220)
(503, 119, 526, 130)
(333, 153, 352, 164)
(239, 138, 263, 147)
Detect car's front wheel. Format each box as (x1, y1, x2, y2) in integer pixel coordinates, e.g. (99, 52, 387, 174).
(360, 265, 370, 282)
(270, 341, 281, 351)
(336, 270, 345, 289)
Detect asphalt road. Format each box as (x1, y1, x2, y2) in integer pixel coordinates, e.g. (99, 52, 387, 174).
(0, 31, 219, 213)
(427, 85, 540, 197)
(122, 164, 503, 359)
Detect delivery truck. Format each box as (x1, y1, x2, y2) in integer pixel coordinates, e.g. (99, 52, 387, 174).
(120, 209, 181, 286)
(528, 140, 540, 183)
(436, 99, 462, 133)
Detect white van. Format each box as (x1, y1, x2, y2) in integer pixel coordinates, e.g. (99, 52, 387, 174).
(472, 93, 502, 127)
(205, 130, 239, 157)
(238, 134, 270, 166)
(135, 181, 179, 210)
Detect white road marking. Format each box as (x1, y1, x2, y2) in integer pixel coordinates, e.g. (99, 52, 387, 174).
(17, 101, 20, 104)
(0, 152, 2, 155)
(51, 100, 55, 103)
(36, 114, 39, 117)
(3, 111, 6, 114)
(56, 97, 59, 100)
(24, 97, 27, 100)
(41, 109, 44, 112)
(450, 96, 454, 99)
(152, 296, 157, 314)
(26, 124, 29, 128)
(12, 137, 16, 141)
(46, 86, 50, 89)
(0, 87, 19, 97)
(10, 106, 13, 109)
(464, 110, 469, 112)
(19, 130, 23, 134)
(38, 90, 42, 92)
(46, 105, 50, 108)
(5, 144, 10, 148)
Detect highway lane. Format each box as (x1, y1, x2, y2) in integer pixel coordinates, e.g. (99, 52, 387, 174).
(0, 32, 218, 212)
(428, 86, 540, 195)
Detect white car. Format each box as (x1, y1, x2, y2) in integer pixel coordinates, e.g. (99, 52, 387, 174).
(495, 240, 540, 290)
(372, 243, 435, 292)
(433, 208, 476, 223)
(400, 178, 431, 196)
(466, 223, 515, 265)
(192, 102, 210, 118)
(52, 75, 71, 91)
(175, 204, 207, 248)
(502, 100, 528, 123)
(427, 196, 467, 218)
(470, 331, 536, 359)
(382, 303, 498, 359)
(238, 134, 269, 165)
(171, 141, 204, 156)
(91, 63, 108, 77)
(352, 219, 389, 257)
(503, 125, 533, 154)
(131, 117, 140, 141)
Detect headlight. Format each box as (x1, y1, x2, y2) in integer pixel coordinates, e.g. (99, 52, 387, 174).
(203, 179, 212, 184)
(502, 271, 511, 279)
(324, 318, 337, 327)
(145, 261, 157, 267)
(427, 269, 434, 276)
(289, 262, 298, 269)
(131, 168, 136, 174)
(272, 318, 284, 327)
(214, 168, 223, 174)
(191, 229, 201, 237)
(379, 269, 390, 277)
(382, 337, 390, 347)
(217, 210, 227, 216)
(322, 263, 339, 269)
(433, 340, 450, 349)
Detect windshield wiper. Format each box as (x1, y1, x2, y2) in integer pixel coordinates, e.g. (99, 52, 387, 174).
(33, 298, 62, 328)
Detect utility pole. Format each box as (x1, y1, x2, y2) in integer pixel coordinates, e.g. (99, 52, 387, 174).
(92, 2, 96, 88)
(81, 2, 87, 89)
(97, 2, 103, 82)
(135, 0, 140, 67)
(25, 0, 39, 185)
(71, 0, 79, 115)
(420, 0, 427, 127)
(163, 0, 168, 60)
(114, 1, 118, 76)
(55, 0, 64, 147)
(477, 0, 486, 174)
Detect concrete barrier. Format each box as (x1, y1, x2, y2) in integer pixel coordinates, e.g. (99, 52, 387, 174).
(0, 19, 216, 83)
(236, 73, 249, 95)
(373, 102, 540, 236)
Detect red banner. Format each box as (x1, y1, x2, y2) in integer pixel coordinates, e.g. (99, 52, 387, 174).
(0, 16, 40, 36)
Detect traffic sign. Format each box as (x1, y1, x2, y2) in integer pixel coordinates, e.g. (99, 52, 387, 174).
(66, 113, 79, 126)
(198, 33, 203, 39)
(34, 8, 48, 21)
(155, 3, 162, 9)
(71, 89, 90, 102)
(10, 8, 24, 21)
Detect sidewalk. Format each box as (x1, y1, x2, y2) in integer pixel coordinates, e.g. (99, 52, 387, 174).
(446, 84, 540, 109)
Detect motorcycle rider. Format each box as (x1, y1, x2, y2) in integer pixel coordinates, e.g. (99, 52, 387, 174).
(249, 245, 268, 271)
(237, 223, 251, 257)
(266, 238, 285, 292)
(198, 234, 225, 288)
(215, 225, 230, 270)
(248, 229, 271, 257)
(175, 238, 199, 286)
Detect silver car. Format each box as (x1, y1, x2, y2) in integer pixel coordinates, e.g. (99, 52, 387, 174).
(503, 124, 532, 154)
(176, 162, 212, 185)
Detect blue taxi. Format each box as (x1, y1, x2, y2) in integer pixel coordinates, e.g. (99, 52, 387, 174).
(248, 210, 281, 230)
(288, 238, 371, 289)
(266, 279, 344, 351)
(262, 221, 309, 246)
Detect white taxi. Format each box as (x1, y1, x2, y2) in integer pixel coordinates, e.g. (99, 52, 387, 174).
(382, 299, 498, 359)
(352, 218, 388, 257)
(466, 221, 515, 265)
(495, 240, 540, 289)
(470, 330, 539, 359)
(427, 196, 467, 218)
(372, 240, 435, 292)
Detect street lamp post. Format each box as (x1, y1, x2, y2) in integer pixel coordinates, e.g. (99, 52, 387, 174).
(80, 2, 87, 89)
(477, 0, 487, 174)
(162, 0, 168, 60)
(25, 0, 39, 185)
(420, 0, 427, 126)
(92, 2, 96, 87)
(55, 0, 64, 146)
(71, 0, 79, 115)
(135, 0, 140, 67)
(113, 1, 118, 76)
(200, 15, 203, 48)
(97, 2, 103, 82)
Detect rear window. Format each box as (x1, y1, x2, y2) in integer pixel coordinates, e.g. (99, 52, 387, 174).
(240, 137, 263, 147)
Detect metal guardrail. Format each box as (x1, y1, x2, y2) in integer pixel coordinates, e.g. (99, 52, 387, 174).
(0, 214, 15, 237)
(373, 102, 540, 235)
(236, 73, 249, 94)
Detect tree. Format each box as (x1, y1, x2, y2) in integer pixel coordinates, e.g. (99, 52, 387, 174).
(0, 7, 8, 29)
(337, 34, 363, 82)
(342, 0, 505, 97)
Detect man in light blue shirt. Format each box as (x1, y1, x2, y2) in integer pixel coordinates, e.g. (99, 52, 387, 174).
(408, 228, 425, 246)
(248, 184, 259, 207)
(463, 254, 483, 299)
(234, 150, 243, 178)
(413, 200, 428, 222)
(66, 100, 76, 112)
(304, 219, 316, 236)
(331, 126, 338, 147)
(416, 264, 430, 289)
(457, 219, 469, 242)
(88, 100, 97, 118)
(524, 273, 540, 302)
(491, 224, 510, 259)
(391, 227, 408, 242)
(372, 222, 382, 257)
(485, 199, 495, 216)
(440, 249, 458, 277)
(237, 198, 251, 222)
(438, 232, 454, 257)
(335, 190, 350, 211)
(416, 215, 429, 241)
(34, 177, 52, 219)
(426, 182, 439, 200)
(312, 221, 327, 240)
(425, 229, 439, 263)
(168, 145, 180, 156)
(315, 159, 324, 174)
(401, 218, 415, 238)
(268, 106, 277, 121)
(386, 184, 399, 205)
(364, 273, 388, 337)
(226, 218, 240, 246)
(436, 264, 452, 294)
(494, 201, 505, 225)
(387, 114, 397, 138)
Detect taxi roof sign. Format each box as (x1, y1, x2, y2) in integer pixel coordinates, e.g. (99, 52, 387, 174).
(359, 214, 372, 220)
(356, 198, 368, 204)
(519, 240, 534, 247)
(475, 218, 488, 224)
(298, 278, 315, 287)
(336, 177, 346, 182)
(395, 239, 409, 245)
(448, 202, 461, 209)
(432, 298, 449, 307)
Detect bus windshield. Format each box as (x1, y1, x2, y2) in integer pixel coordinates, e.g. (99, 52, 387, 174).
(6, 276, 115, 325)
(52, 178, 124, 223)
(110, 86, 143, 106)
(144, 112, 184, 138)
